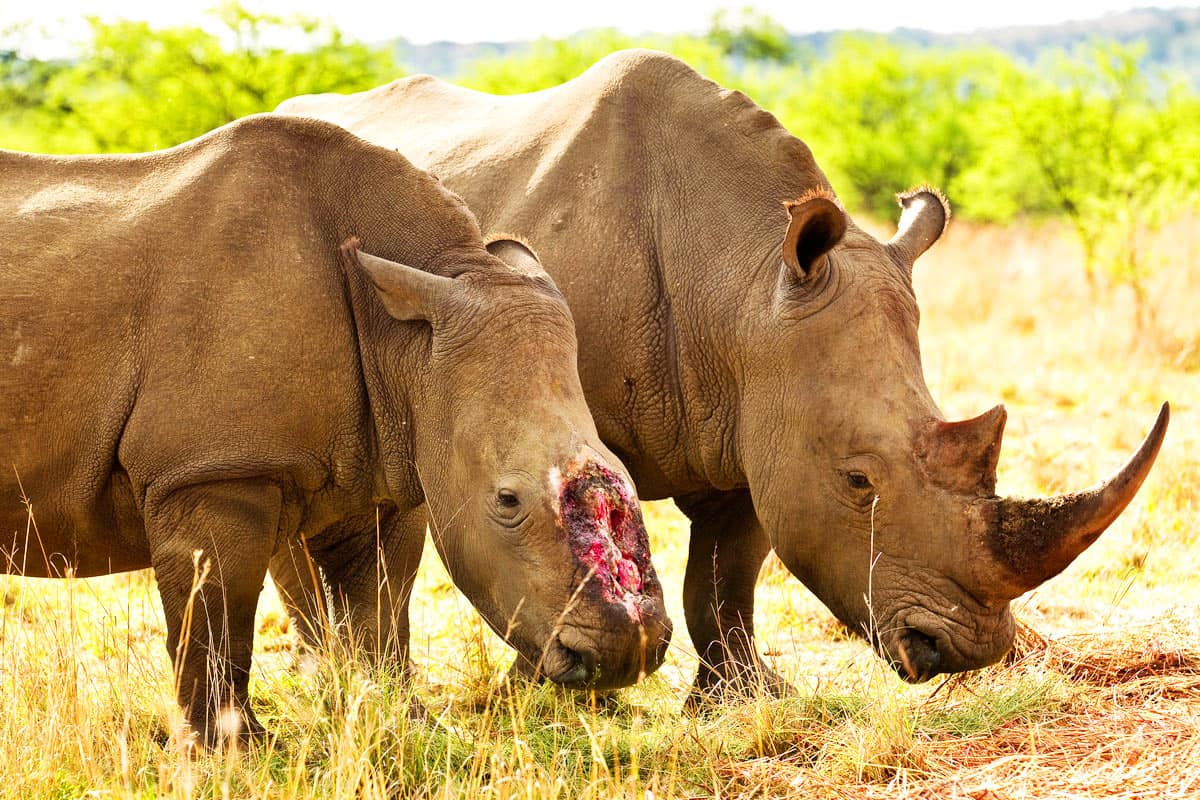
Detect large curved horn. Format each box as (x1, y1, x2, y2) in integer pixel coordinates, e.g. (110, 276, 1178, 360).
(884, 186, 950, 268)
(983, 403, 1169, 597)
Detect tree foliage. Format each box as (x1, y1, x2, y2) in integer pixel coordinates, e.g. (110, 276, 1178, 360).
(707, 6, 794, 63)
(1000, 44, 1198, 304)
(2, 3, 397, 154)
(767, 37, 1024, 220)
(460, 22, 1198, 306)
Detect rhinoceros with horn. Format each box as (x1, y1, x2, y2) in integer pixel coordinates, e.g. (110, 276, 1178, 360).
(278, 50, 1168, 701)
(0, 114, 671, 744)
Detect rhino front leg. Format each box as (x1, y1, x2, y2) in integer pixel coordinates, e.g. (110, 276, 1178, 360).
(145, 478, 279, 746)
(270, 504, 425, 670)
(678, 489, 791, 710)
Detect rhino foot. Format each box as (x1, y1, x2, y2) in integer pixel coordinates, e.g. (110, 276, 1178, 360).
(405, 695, 430, 723)
(152, 703, 268, 754)
(683, 658, 795, 714)
(192, 703, 267, 751)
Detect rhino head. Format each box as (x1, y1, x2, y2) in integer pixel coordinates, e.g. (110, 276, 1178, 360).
(343, 237, 671, 689)
(738, 188, 1168, 681)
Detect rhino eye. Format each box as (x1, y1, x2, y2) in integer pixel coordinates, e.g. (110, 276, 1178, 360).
(846, 471, 872, 491)
(497, 489, 521, 509)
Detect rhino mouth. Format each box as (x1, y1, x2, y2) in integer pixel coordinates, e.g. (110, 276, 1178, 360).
(540, 635, 600, 686)
(890, 630, 942, 683)
(524, 628, 638, 688)
(545, 624, 671, 689)
(875, 603, 1016, 682)
(506, 633, 594, 686)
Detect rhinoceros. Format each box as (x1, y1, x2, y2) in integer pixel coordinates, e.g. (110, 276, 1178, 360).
(277, 49, 1169, 703)
(0, 113, 671, 744)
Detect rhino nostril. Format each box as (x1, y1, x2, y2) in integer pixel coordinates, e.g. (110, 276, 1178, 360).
(555, 645, 598, 686)
(895, 631, 941, 683)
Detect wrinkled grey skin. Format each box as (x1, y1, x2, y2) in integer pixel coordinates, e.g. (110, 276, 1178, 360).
(278, 50, 1167, 703)
(0, 113, 669, 745)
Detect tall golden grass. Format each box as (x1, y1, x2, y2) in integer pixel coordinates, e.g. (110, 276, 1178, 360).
(1, 217, 1197, 798)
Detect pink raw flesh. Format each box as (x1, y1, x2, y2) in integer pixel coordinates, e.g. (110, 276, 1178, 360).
(557, 461, 652, 614)
(616, 558, 641, 592)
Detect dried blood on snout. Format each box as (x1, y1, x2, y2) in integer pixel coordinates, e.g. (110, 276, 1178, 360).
(557, 462, 651, 615)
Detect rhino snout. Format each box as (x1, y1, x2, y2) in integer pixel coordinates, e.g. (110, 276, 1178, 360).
(542, 458, 672, 687)
(555, 459, 658, 613)
(881, 604, 1016, 681)
(551, 616, 673, 690)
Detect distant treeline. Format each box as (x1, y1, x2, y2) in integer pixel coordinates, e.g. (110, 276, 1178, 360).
(392, 7, 1200, 85)
(3, 5, 1198, 290)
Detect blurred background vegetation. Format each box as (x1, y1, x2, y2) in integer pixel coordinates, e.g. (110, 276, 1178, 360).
(3, 2, 1198, 311)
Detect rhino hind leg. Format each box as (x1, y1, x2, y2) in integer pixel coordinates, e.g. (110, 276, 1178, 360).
(269, 505, 425, 695)
(146, 478, 280, 747)
(678, 489, 792, 711)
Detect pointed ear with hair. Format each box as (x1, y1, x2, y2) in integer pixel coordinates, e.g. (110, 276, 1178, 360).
(340, 237, 457, 322)
(782, 191, 847, 284)
(885, 187, 950, 268)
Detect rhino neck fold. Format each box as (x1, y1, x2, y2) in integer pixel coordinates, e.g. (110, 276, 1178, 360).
(306, 128, 505, 510)
(626, 94, 835, 498)
(338, 263, 425, 511)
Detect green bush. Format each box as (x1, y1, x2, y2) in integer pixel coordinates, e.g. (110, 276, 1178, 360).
(459, 26, 1199, 306)
(1, 2, 398, 154)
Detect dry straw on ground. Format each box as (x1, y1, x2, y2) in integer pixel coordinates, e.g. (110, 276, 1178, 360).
(1, 216, 1198, 798)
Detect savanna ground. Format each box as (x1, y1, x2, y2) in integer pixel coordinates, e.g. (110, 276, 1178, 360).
(2, 216, 1198, 799)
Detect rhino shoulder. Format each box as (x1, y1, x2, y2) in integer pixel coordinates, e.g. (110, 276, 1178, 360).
(181, 113, 436, 194)
(528, 49, 721, 131)
(579, 49, 703, 94)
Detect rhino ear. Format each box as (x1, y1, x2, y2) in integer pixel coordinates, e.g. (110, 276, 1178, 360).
(782, 191, 847, 283)
(885, 187, 950, 268)
(486, 237, 544, 278)
(340, 237, 456, 322)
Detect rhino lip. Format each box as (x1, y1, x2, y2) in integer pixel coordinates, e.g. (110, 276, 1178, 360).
(542, 635, 599, 687)
(553, 645, 598, 687)
(891, 630, 942, 683)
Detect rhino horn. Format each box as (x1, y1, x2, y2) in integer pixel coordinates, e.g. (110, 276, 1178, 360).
(981, 403, 1169, 598)
(922, 405, 1007, 495)
(885, 187, 950, 268)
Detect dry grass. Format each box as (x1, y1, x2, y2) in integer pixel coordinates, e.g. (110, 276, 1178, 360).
(1, 216, 1198, 798)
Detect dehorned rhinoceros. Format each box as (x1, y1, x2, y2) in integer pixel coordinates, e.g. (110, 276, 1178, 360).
(0, 113, 670, 744)
(277, 50, 1169, 703)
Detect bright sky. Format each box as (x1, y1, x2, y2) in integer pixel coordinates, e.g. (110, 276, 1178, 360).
(9, 0, 1186, 48)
